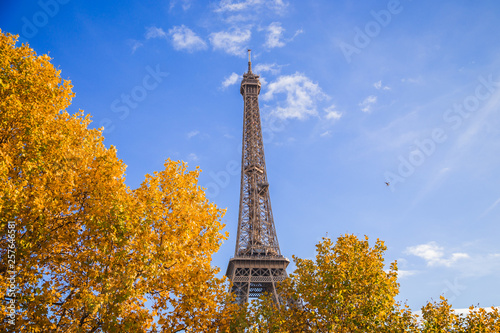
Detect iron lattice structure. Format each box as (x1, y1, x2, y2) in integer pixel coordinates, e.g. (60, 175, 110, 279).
(226, 51, 289, 305)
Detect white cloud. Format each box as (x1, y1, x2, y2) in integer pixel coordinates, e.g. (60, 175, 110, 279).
(169, 0, 192, 11)
(145, 25, 208, 53)
(264, 22, 285, 48)
(188, 153, 199, 161)
(320, 130, 330, 137)
(397, 270, 418, 278)
(263, 72, 327, 120)
(359, 95, 377, 113)
(145, 27, 167, 39)
(254, 63, 281, 75)
(263, 23, 302, 49)
(224, 14, 255, 24)
(374, 80, 391, 90)
(168, 25, 207, 52)
(215, 0, 259, 12)
(407, 242, 444, 265)
(215, 0, 287, 14)
(324, 104, 342, 121)
(187, 130, 199, 139)
(458, 253, 500, 277)
(210, 28, 251, 56)
(222, 72, 240, 89)
(270, 0, 288, 13)
(127, 39, 143, 53)
(405, 242, 470, 267)
(292, 28, 304, 39)
(214, 1, 289, 23)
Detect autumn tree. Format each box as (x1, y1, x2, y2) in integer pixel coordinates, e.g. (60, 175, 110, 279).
(420, 297, 500, 332)
(246, 234, 500, 333)
(0, 30, 236, 332)
(247, 234, 418, 332)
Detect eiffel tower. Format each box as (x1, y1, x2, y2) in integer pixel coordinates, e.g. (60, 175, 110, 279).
(226, 50, 289, 305)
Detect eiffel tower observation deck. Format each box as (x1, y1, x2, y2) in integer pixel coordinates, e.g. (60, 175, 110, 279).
(226, 50, 289, 305)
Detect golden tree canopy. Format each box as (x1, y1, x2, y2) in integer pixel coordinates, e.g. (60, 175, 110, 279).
(243, 234, 417, 332)
(0, 30, 235, 332)
(243, 235, 500, 333)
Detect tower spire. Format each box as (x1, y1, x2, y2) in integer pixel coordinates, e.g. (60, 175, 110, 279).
(247, 49, 252, 73)
(226, 53, 289, 306)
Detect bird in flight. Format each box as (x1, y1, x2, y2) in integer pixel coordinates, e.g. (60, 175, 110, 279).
(385, 182, 390, 186)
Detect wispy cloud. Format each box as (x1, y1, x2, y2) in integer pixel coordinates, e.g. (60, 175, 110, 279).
(374, 80, 391, 90)
(145, 27, 167, 39)
(453, 87, 500, 153)
(456, 253, 500, 277)
(188, 153, 199, 161)
(359, 95, 377, 113)
(405, 242, 469, 267)
(210, 28, 251, 56)
(292, 28, 304, 39)
(254, 63, 281, 75)
(263, 22, 302, 49)
(187, 130, 200, 139)
(479, 196, 500, 219)
(397, 270, 418, 278)
(169, 0, 192, 11)
(406, 248, 500, 278)
(264, 22, 285, 48)
(127, 39, 143, 53)
(221, 72, 240, 89)
(168, 25, 207, 52)
(324, 104, 342, 121)
(413, 84, 500, 205)
(263, 72, 327, 120)
(215, 0, 288, 14)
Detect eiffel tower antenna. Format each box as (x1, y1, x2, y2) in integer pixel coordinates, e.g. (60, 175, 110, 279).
(247, 49, 252, 73)
(226, 51, 289, 305)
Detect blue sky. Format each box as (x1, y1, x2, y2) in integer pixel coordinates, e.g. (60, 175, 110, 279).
(2, 0, 500, 310)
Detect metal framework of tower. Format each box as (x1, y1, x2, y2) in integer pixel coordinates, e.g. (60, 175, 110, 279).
(226, 50, 289, 305)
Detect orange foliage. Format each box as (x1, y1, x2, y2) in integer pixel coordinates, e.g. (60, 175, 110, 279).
(0, 30, 235, 332)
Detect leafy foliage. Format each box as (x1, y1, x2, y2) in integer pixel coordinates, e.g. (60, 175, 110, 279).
(420, 297, 500, 333)
(0, 30, 235, 332)
(245, 234, 418, 332)
(245, 235, 500, 332)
